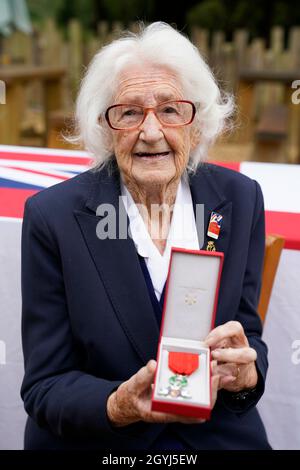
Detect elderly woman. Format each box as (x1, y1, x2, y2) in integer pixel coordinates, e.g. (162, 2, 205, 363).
(21, 22, 271, 450)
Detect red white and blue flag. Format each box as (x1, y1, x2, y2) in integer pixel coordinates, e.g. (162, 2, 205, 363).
(0, 145, 299, 250)
(0, 145, 91, 218)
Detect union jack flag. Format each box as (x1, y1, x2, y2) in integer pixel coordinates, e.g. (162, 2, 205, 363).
(0, 145, 91, 218)
(1, 146, 299, 251)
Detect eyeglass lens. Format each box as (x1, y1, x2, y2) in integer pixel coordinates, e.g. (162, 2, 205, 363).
(108, 101, 194, 129)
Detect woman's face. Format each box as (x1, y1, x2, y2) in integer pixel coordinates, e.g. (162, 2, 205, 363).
(108, 64, 198, 188)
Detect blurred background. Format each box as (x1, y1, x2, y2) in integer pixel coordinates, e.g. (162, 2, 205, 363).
(0, 0, 300, 163)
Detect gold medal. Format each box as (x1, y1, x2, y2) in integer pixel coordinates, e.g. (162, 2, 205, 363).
(206, 240, 216, 251)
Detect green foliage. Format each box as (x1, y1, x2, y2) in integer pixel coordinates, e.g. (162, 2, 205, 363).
(27, 0, 300, 34)
(272, 1, 300, 27)
(186, 0, 227, 30)
(28, 0, 155, 29)
(230, 0, 264, 34)
(56, 0, 95, 29)
(103, 0, 146, 23)
(27, 0, 65, 22)
(28, 0, 95, 28)
(272, 2, 290, 26)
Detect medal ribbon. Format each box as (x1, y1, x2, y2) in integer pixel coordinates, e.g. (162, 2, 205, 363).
(168, 351, 199, 375)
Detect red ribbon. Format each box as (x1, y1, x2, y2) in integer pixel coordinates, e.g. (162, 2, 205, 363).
(168, 351, 199, 375)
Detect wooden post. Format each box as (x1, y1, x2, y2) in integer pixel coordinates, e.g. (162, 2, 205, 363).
(222, 42, 235, 92)
(288, 41, 300, 161)
(271, 26, 284, 58)
(249, 39, 266, 120)
(211, 30, 225, 69)
(40, 18, 63, 66)
(234, 77, 255, 143)
(111, 21, 123, 39)
(286, 85, 300, 163)
(249, 38, 265, 70)
(3, 31, 33, 65)
(0, 66, 65, 146)
(269, 26, 285, 103)
(44, 75, 64, 146)
(191, 26, 209, 60)
(289, 27, 300, 69)
(68, 19, 83, 97)
(86, 35, 101, 64)
(233, 29, 249, 71)
(97, 21, 109, 44)
(0, 82, 23, 144)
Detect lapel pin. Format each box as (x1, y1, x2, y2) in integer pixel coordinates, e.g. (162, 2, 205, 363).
(207, 212, 222, 240)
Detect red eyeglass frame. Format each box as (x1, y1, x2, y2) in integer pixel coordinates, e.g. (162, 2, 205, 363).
(104, 100, 196, 130)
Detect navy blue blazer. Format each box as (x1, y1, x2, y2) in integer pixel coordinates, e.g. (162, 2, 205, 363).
(21, 161, 271, 450)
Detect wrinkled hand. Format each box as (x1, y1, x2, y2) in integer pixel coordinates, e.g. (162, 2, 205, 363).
(205, 321, 258, 392)
(107, 359, 219, 427)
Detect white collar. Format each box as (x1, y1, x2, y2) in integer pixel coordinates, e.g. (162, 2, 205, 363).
(121, 175, 199, 299)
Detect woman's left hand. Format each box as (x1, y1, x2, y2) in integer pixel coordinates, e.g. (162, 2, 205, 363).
(204, 321, 258, 392)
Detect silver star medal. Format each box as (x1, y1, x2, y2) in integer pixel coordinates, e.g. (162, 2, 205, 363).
(158, 374, 192, 399)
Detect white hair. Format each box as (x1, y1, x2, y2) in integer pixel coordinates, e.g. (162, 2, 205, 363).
(70, 22, 234, 173)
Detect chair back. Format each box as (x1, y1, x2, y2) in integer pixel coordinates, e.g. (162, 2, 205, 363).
(258, 234, 284, 324)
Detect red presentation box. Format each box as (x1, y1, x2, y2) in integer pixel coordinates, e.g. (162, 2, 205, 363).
(151, 247, 224, 420)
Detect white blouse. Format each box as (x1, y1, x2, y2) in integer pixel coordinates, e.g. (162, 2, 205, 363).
(121, 175, 200, 300)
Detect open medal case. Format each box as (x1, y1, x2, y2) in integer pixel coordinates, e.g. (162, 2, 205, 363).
(151, 247, 224, 419)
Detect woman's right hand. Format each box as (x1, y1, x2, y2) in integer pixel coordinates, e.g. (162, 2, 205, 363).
(106, 359, 219, 427)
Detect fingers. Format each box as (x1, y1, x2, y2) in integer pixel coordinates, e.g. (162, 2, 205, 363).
(210, 360, 220, 400)
(211, 359, 218, 375)
(211, 372, 220, 406)
(128, 360, 157, 394)
(215, 362, 239, 377)
(111, 361, 157, 426)
(204, 321, 248, 349)
(112, 360, 209, 426)
(136, 359, 207, 425)
(219, 375, 237, 390)
(211, 347, 257, 364)
(211, 359, 240, 390)
(216, 360, 258, 391)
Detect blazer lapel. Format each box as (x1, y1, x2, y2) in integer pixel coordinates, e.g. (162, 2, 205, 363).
(190, 163, 232, 256)
(73, 163, 232, 364)
(74, 166, 160, 365)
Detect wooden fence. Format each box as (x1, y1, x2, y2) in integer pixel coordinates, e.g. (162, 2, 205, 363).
(2, 20, 300, 88)
(0, 20, 300, 162)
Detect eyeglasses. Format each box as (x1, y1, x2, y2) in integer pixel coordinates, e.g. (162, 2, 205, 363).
(105, 100, 196, 130)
